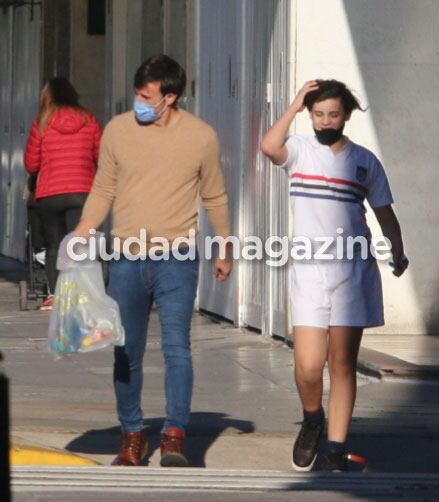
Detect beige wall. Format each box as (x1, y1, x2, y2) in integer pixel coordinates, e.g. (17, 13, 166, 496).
(70, 0, 106, 125)
(290, 0, 439, 334)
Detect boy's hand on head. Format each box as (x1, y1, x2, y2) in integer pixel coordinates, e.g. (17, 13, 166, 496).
(261, 80, 319, 164)
(291, 80, 319, 112)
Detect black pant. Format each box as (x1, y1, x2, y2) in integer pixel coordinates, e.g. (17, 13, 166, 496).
(27, 206, 46, 251)
(37, 193, 88, 293)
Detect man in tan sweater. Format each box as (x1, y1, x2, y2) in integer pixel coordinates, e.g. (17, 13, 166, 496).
(75, 55, 232, 467)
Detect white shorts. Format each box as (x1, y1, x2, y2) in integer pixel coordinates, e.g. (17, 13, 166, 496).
(290, 259, 384, 329)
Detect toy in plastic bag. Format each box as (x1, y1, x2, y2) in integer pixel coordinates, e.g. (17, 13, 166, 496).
(48, 233, 125, 354)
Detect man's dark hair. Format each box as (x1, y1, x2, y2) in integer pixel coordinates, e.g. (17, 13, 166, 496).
(134, 54, 186, 107)
(304, 79, 365, 115)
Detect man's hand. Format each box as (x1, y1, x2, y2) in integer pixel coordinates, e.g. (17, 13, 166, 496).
(73, 218, 96, 239)
(214, 256, 232, 282)
(213, 242, 233, 282)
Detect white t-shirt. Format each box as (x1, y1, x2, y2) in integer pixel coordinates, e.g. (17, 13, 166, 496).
(280, 135, 393, 254)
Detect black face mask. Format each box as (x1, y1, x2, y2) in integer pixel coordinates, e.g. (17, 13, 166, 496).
(314, 126, 344, 146)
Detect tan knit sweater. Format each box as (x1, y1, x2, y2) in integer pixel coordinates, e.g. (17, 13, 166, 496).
(82, 109, 230, 248)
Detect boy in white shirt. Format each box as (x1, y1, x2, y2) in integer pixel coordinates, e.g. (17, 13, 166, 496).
(261, 79, 408, 471)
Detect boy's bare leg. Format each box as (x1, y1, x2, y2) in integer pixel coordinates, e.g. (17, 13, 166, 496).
(327, 326, 363, 442)
(293, 326, 328, 411)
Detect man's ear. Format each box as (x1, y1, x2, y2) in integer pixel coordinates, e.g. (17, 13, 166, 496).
(345, 112, 352, 122)
(166, 93, 178, 107)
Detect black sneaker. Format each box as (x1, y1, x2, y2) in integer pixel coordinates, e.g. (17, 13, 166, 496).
(292, 420, 324, 471)
(320, 449, 348, 471)
(320, 451, 367, 472)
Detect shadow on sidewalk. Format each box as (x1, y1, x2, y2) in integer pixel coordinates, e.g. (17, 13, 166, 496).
(65, 412, 255, 467)
(347, 414, 439, 473)
(0, 255, 26, 283)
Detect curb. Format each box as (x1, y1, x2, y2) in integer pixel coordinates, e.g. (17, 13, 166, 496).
(357, 347, 439, 381)
(10, 444, 99, 466)
(284, 337, 439, 381)
(11, 466, 439, 492)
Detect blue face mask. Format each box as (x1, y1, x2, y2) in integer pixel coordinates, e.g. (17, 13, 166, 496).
(133, 96, 167, 124)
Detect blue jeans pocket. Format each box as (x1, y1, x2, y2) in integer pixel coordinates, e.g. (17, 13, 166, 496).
(151, 256, 199, 296)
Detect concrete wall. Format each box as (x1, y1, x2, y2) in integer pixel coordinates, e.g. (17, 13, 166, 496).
(163, 0, 187, 68)
(0, 4, 41, 260)
(108, 0, 187, 116)
(290, 0, 438, 334)
(70, 0, 106, 124)
(42, 0, 71, 81)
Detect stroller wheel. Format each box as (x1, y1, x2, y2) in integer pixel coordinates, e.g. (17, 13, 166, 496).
(19, 281, 28, 311)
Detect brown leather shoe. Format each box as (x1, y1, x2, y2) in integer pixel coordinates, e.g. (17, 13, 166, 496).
(112, 431, 148, 466)
(160, 428, 189, 467)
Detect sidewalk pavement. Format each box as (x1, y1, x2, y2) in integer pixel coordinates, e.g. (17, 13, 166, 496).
(1, 255, 439, 474)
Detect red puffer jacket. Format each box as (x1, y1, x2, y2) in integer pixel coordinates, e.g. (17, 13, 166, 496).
(24, 107, 101, 199)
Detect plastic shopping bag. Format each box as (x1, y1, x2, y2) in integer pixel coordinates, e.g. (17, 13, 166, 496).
(48, 234, 125, 355)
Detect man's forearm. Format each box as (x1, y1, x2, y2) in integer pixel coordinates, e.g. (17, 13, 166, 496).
(74, 192, 112, 237)
(203, 196, 230, 239)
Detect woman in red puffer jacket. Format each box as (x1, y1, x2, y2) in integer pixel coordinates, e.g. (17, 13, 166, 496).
(24, 77, 101, 310)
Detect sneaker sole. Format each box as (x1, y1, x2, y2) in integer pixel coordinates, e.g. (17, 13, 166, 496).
(291, 422, 324, 472)
(160, 453, 189, 468)
(291, 453, 317, 472)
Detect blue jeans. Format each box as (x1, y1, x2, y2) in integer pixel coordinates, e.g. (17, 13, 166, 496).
(107, 250, 199, 433)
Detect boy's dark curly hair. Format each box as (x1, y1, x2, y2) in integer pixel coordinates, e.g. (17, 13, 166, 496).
(304, 80, 365, 115)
